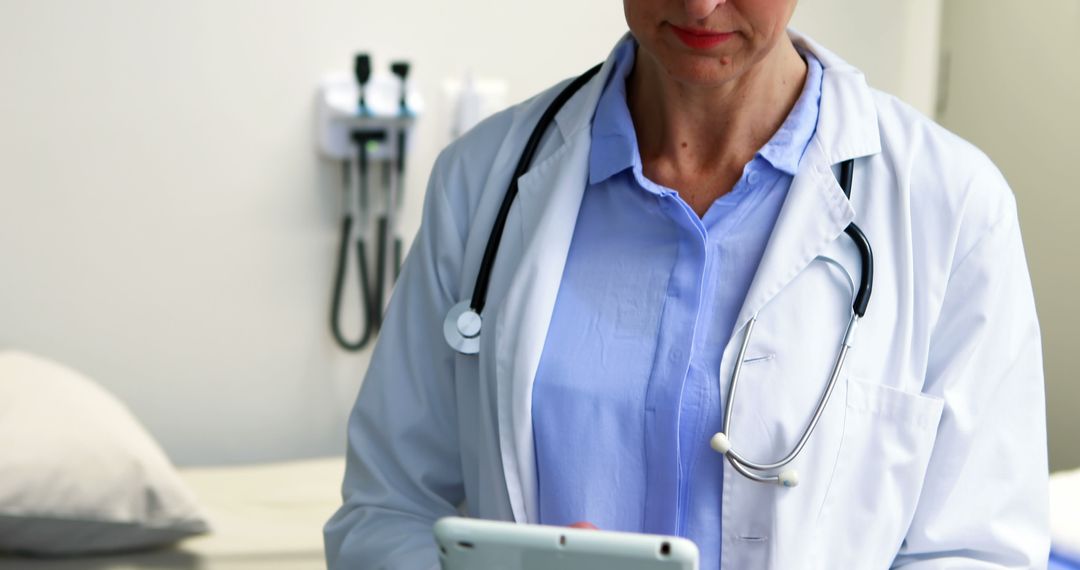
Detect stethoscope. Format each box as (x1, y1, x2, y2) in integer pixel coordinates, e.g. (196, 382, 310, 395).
(443, 64, 874, 488)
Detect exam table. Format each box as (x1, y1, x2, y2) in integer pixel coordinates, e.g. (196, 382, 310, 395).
(0, 457, 344, 570)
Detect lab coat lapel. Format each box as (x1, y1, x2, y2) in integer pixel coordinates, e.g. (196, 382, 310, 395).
(731, 31, 882, 335)
(732, 139, 854, 333)
(491, 46, 618, 523)
(718, 135, 856, 570)
(493, 128, 591, 524)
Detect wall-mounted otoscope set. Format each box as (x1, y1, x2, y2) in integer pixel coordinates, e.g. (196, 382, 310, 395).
(317, 54, 422, 351)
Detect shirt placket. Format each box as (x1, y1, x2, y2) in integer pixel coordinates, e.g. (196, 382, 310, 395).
(642, 191, 710, 536)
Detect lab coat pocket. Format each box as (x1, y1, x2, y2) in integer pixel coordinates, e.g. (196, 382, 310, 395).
(816, 377, 944, 566)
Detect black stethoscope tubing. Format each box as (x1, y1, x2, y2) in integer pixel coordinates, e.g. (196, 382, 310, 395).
(463, 63, 872, 324)
(444, 62, 876, 487)
(468, 63, 605, 315)
(839, 159, 873, 317)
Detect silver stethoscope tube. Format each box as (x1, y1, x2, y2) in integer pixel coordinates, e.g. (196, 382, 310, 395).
(442, 64, 875, 490)
(710, 312, 859, 487)
(709, 256, 861, 487)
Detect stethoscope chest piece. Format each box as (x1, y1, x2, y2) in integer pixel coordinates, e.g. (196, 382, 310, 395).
(440, 64, 603, 358)
(444, 300, 482, 354)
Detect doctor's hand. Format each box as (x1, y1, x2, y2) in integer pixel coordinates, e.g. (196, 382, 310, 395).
(568, 522, 598, 530)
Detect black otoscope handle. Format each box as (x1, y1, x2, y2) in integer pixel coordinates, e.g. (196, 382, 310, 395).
(393, 238, 402, 282)
(390, 130, 406, 285)
(390, 61, 410, 111)
(354, 53, 371, 112)
(389, 60, 410, 283)
(373, 215, 388, 330)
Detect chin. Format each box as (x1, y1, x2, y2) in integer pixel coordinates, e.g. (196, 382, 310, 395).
(657, 54, 745, 87)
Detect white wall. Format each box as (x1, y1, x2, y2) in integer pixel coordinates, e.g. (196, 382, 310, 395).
(0, 0, 940, 466)
(792, 0, 942, 115)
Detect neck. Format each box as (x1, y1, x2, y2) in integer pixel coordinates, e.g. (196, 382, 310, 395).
(627, 37, 808, 177)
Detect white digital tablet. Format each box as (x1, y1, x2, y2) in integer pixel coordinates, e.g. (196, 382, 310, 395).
(434, 517, 699, 570)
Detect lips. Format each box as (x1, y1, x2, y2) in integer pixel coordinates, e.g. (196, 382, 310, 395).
(670, 25, 735, 50)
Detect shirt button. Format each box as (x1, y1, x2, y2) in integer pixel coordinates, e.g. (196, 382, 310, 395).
(669, 349, 684, 363)
(747, 171, 761, 186)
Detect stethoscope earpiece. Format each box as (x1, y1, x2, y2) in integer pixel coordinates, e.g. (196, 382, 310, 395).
(713, 432, 800, 487)
(709, 432, 731, 454)
(777, 469, 799, 488)
(711, 432, 799, 487)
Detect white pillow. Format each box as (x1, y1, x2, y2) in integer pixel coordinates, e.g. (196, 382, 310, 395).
(0, 350, 210, 555)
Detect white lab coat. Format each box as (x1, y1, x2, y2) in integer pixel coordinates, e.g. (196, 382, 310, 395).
(324, 31, 1049, 569)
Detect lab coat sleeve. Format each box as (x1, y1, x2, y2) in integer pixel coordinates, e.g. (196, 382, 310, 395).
(892, 171, 1050, 568)
(323, 150, 467, 570)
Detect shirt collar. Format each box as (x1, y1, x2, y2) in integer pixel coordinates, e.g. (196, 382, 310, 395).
(588, 38, 640, 185)
(756, 50, 823, 176)
(588, 38, 825, 185)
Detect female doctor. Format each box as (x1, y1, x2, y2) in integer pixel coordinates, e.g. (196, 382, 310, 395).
(325, 1, 1050, 568)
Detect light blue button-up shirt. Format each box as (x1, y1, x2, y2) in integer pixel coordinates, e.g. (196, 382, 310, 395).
(531, 38, 823, 568)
